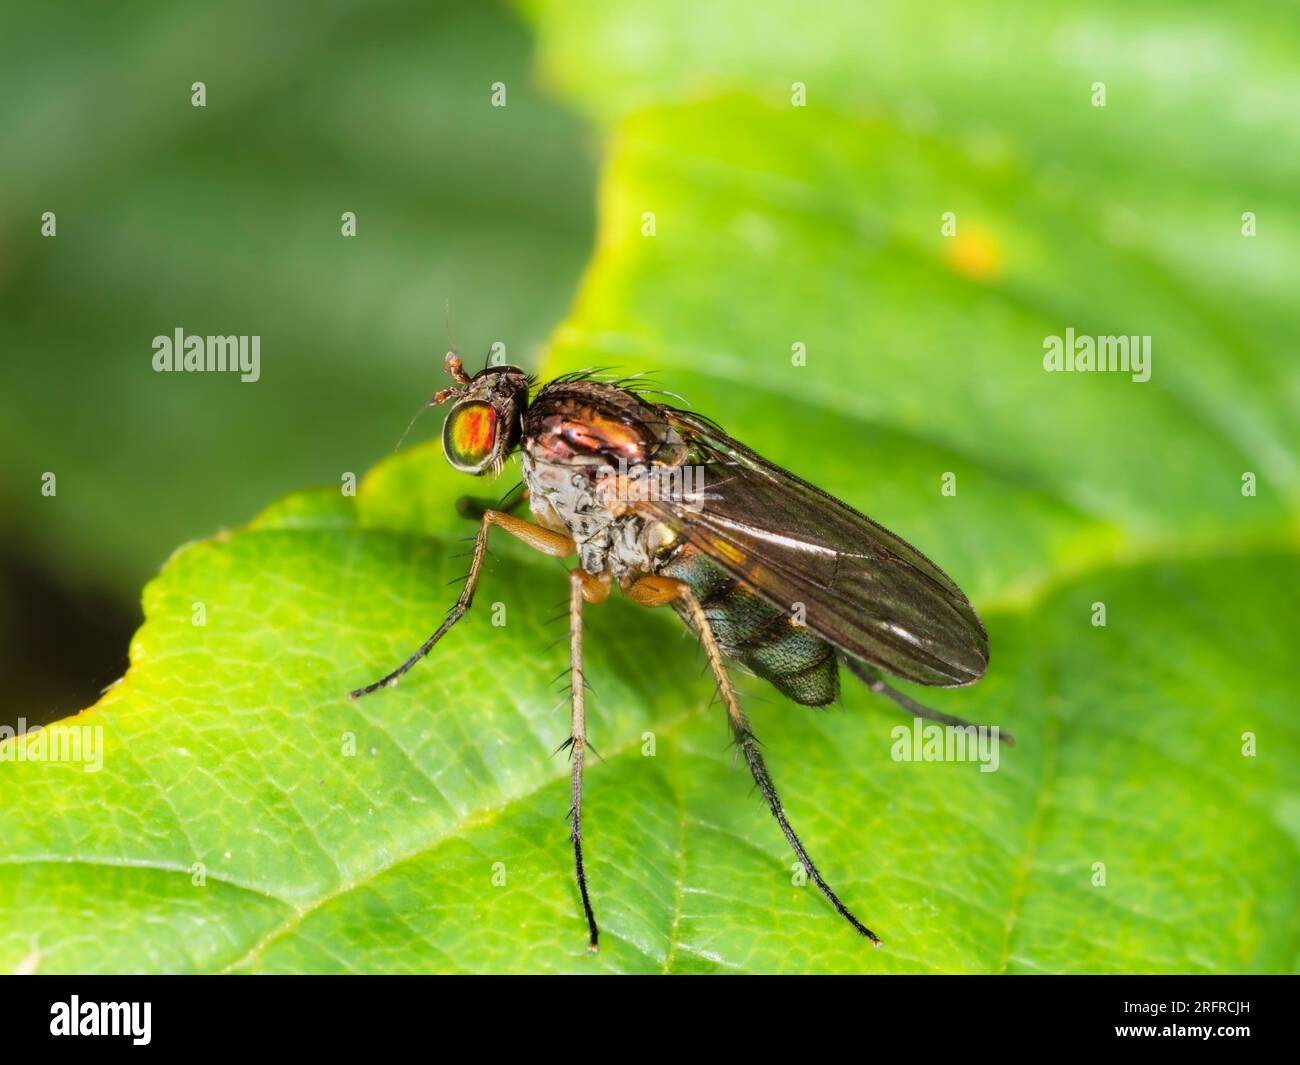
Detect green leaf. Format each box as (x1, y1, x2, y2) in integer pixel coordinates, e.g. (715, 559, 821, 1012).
(4, 1, 1298, 974)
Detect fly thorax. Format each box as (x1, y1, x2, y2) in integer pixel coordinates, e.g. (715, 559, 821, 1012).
(522, 453, 616, 569)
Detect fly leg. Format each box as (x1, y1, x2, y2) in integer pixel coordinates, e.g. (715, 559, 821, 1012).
(845, 657, 1015, 747)
(349, 511, 574, 699)
(563, 568, 610, 952)
(626, 575, 881, 945)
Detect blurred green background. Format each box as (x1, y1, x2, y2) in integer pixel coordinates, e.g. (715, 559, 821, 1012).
(1, 0, 1297, 974)
(0, 0, 595, 726)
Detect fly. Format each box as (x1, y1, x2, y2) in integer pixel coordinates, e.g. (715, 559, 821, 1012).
(350, 353, 1012, 950)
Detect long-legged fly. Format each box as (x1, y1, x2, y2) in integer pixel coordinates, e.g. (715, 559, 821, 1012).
(350, 353, 1010, 950)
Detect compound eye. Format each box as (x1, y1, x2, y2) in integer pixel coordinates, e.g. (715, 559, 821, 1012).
(442, 400, 498, 473)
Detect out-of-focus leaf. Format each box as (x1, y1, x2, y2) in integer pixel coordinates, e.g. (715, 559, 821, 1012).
(0, 0, 595, 599)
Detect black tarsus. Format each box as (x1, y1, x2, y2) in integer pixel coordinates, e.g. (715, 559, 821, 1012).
(730, 717, 881, 945)
(349, 512, 490, 700)
(570, 792, 599, 951)
(566, 571, 600, 952)
(348, 602, 467, 700)
(845, 657, 1015, 746)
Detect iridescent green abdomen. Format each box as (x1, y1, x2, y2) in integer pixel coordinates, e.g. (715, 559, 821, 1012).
(660, 547, 838, 706)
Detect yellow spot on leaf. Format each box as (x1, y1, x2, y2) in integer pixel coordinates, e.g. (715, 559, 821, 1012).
(946, 226, 1003, 281)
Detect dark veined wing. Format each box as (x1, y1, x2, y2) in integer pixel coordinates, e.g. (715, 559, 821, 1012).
(641, 409, 988, 687)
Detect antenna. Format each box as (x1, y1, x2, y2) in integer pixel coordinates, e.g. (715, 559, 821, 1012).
(393, 397, 436, 453)
(393, 350, 468, 452)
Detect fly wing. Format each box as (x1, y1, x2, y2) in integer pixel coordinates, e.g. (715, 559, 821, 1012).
(643, 409, 988, 687)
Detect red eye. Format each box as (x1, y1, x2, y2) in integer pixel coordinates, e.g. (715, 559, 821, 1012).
(442, 401, 499, 472)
